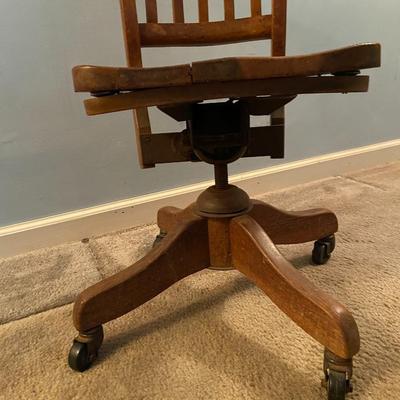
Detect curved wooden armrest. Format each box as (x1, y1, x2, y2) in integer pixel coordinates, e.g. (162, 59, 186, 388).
(73, 43, 380, 93)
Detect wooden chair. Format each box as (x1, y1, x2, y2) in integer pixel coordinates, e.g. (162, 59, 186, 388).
(68, 1, 380, 398)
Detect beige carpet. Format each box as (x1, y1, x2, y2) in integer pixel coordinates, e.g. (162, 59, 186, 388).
(1, 162, 400, 400)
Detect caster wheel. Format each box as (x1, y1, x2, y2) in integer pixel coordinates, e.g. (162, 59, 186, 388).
(153, 231, 167, 248)
(312, 234, 336, 265)
(68, 341, 92, 372)
(323, 349, 353, 400)
(68, 325, 103, 372)
(326, 370, 350, 400)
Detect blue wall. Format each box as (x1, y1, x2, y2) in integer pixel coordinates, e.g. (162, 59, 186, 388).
(0, 0, 397, 226)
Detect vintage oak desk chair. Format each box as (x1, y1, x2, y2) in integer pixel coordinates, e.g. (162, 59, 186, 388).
(68, 1, 380, 398)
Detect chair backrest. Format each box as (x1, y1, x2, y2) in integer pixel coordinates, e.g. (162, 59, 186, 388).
(119, 0, 287, 168)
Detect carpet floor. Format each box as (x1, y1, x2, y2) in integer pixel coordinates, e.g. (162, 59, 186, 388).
(1, 162, 400, 400)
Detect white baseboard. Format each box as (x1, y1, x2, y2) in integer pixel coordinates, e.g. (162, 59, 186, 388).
(1, 139, 400, 259)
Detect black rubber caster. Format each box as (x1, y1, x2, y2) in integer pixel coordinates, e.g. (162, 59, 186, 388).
(68, 341, 91, 372)
(326, 370, 349, 400)
(68, 326, 104, 372)
(152, 231, 167, 248)
(312, 234, 336, 265)
(323, 349, 353, 400)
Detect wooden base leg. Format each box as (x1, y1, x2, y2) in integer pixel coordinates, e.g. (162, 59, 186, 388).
(230, 215, 359, 359)
(156, 203, 197, 235)
(73, 215, 209, 333)
(69, 214, 209, 371)
(249, 199, 338, 244)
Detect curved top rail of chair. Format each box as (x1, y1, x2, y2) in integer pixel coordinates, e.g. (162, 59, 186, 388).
(73, 43, 380, 93)
(139, 15, 273, 47)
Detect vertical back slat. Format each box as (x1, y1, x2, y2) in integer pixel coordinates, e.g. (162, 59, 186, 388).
(271, 0, 287, 140)
(250, 0, 262, 16)
(120, 0, 142, 67)
(272, 0, 287, 56)
(120, 0, 153, 168)
(198, 0, 209, 22)
(145, 0, 158, 23)
(173, 0, 185, 22)
(224, 0, 235, 20)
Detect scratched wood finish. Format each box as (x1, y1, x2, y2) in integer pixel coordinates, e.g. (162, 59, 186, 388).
(230, 215, 360, 359)
(157, 199, 338, 245)
(73, 44, 380, 92)
(83, 75, 370, 116)
(73, 216, 209, 332)
(139, 1, 275, 47)
(249, 200, 338, 244)
(73, 64, 192, 92)
(139, 132, 196, 165)
(138, 126, 284, 165)
(72, 191, 361, 360)
(192, 44, 381, 83)
(139, 15, 272, 47)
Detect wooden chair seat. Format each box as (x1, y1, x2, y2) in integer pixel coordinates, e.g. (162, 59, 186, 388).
(73, 43, 380, 93)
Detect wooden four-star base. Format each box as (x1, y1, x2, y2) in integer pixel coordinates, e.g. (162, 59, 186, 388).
(68, 188, 358, 397)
